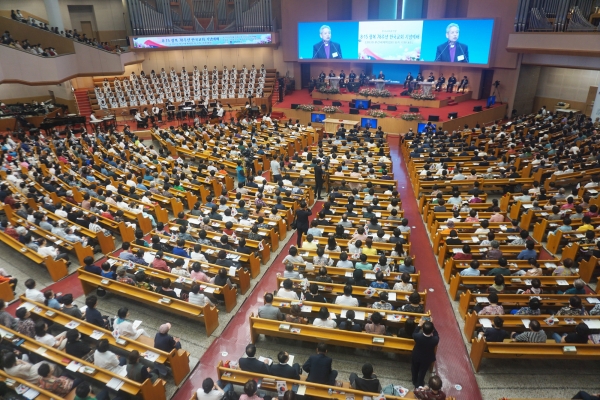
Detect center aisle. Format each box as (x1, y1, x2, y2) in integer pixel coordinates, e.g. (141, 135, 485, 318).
(172, 202, 324, 400)
(173, 137, 481, 399)
(388, 136, 481, 399)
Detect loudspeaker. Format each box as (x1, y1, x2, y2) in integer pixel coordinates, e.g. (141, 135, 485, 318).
(348, 82, 360, 92)
(313, 100, 323, 105)
(473, 105, 482, 112)
(332, 101, 342, 106)
(349, 108, 359, 114)
(428, 115, 440, 121)
(409, 107, 419, 112)
(291, 104, 299, 109)
(370, 104, 380, 110)
(448, 112, 458, 119)
(386, 105, 397, 111)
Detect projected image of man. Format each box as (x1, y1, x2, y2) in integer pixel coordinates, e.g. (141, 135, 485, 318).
(435, 23, 469, 63)
(313, 25, 343, 59)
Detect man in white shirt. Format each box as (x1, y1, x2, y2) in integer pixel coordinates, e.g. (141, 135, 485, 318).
(25, 279, 45, 302)
(197, 378, 231, 400)
(335, 285, 359, 307)
(90, 112, 100, 122)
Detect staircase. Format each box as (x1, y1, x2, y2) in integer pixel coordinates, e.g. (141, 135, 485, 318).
(272, 79, 280, 106)
(74, 89, 93, 118)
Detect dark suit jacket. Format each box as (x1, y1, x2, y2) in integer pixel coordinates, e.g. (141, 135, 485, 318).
(313, 41, 343, 59)
(412, 327, 439, 364)
(239, 357, 270, 374)
(269, 363, 300, 380)
(435, 41, 469, 62)
(302, 353, 333, 383)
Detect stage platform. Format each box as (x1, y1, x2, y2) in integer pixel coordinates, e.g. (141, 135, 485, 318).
(273, 87, 507, 135)
(312, 88, 472, 108)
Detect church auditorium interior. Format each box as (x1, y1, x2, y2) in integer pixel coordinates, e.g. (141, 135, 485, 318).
(1, 0, 600, 399)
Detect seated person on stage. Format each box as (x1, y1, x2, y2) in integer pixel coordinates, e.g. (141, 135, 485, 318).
(436, 74, 445, 91)
(447, 73, 457, 92)
(457, 75, 469, 93)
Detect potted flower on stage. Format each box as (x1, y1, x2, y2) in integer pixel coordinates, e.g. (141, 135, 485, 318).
(322, 105, 341, 114)
(367, 109, 387, 118)
(400, 112, 423, 121)
(358, 88, 392, 98)
(318, 87, 340, 94)
(297, 104, 315, 111)
(410, 92, 436, 100)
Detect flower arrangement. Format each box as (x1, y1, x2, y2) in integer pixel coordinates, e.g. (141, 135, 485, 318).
(322, 105, 341, 114)
(318, 86, 340, 94)
(358, 88, 392, 98)
(297, 104, 315, 111)
(401, 112, 423, 121)
(367, 109, 387, 118)
(410, 92, 436, 100)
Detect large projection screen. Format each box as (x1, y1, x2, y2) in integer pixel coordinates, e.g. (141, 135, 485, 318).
(298, 19, 494, 66)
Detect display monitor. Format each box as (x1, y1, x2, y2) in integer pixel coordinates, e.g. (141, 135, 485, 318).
(361, 118, 377, 129)
(354, 99, 371, 109)
(298, 19, 494, 65)
(311, 113, 326, 123)
(418, 122, 437, 133)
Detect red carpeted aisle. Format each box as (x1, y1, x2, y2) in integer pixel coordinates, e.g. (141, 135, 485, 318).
(388, 136, 481, 399)
(172, 202, 324, 400)
(172, 138, 482, 399)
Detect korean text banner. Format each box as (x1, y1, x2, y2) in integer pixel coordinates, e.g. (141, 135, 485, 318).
(132, 33, 272, 49)
(298, 19, 494, 65)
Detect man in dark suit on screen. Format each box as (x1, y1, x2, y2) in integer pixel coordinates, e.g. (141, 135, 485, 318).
(435, 23, 469, 63)
(313, 25, 343, 59)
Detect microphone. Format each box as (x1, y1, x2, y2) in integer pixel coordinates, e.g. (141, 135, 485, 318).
(435, 41, 450, 61)
(313, 41, 325, 59)
(458, 42, 469, 63)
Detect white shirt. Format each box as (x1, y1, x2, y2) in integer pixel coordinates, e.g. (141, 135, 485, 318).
(313, 318, 337, 329)
(335, 295, 358, 307)
(38, 246, 58, 258)
(336, 260, 354, 268)
(197, 388, 225, 400)
(94, 350, 122, 372)
(276, 288, 299, 300)
(25, 288, 45, 303)
(189, 292, 211, 307)
(90, 114, 99, 121)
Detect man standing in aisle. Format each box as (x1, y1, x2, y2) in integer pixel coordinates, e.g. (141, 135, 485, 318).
(271, 155, 282, 183)
(411, 318, 439, 388)
(313, 158, 325, 200)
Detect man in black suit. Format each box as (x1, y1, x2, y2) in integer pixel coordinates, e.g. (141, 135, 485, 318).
(435, 74, 445, 92)
(411, 319, 439, 388)
(404, 72, 413, 89)
(377, 71, 385, 79)
(270, 351, 301, 379)
(238, 344, 270, 374)
(447, 73, 457, 92)
(302, 343, 337, 385)
(435, 23, 469, 63)
(313, 159, 325, 200)
(348, 70, 356, 83)
(313, 25, 342, 59)
(457, 75, 469, 93)
(427, 72, 435, 82)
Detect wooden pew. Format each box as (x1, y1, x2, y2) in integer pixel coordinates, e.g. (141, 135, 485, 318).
(448, 275, 580, 300)
(458, 290, 600, 319)
(0, 230, 68, 282)
(275, 276, 427, 308)
(77, 268, 219, 336)
(21, 296, 191, 385)
(0, 368, 74, 400)
(249, 314, 415, 354)
(211, 361, 454, 400)
(469, 336, 600, 372)
(0, 325, 166, 400)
